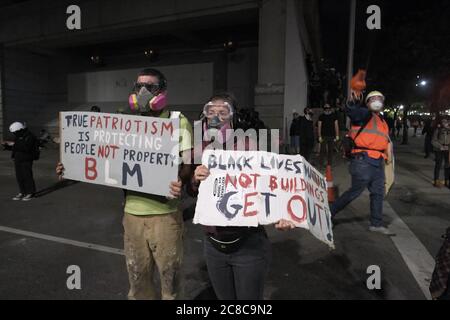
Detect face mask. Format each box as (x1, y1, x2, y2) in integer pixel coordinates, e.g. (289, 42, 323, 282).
(14, 130, 25, 138)
(324, 109, 332, 115)
(129, 86, 167, 112)
(369, 100, 383, 111)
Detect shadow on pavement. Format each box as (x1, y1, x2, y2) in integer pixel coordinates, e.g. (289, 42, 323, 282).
(34, 180, 79, 198)
(193, 286, 217, 300)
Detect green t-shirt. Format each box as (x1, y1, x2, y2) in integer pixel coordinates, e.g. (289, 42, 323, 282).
(124, 110, 193, 215)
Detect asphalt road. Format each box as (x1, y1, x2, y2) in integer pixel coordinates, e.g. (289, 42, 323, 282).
(0, 131, 448, 300)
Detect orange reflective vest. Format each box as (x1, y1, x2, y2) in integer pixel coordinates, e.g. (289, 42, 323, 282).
(349, 114, 390, 159)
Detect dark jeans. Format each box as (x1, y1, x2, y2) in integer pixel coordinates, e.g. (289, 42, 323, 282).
(320, 137, 335, 166)
(14, 161, 36, 195)
(434, 150, 450, 181)
(331, 154, 385, 227)
(204, 230, 271, 300)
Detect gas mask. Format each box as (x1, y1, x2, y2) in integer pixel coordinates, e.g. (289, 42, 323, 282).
(129, 84, 167, 113)
(369, 100, 384, 112)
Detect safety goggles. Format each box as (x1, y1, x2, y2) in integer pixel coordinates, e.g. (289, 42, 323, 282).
(133, 82, 161, 95)
(203, 102, 233, 120)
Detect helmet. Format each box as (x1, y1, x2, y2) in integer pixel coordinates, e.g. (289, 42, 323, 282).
(365, 91, 385, 103)
(9, 122, 25, 133)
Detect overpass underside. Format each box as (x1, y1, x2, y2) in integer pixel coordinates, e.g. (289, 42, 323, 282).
(0, 0, 320, 141)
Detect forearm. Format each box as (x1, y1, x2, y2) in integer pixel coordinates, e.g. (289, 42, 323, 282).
(345, 102, 370, 125)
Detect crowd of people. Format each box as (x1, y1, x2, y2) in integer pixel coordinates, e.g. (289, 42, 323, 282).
(289, 104, 450, 189)
(2, 67, 449, 300)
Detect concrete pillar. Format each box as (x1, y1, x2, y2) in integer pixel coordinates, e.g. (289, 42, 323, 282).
(254, 0, 286, 131)
(254, 0, 309, 144)
(283, 0, 309, 136)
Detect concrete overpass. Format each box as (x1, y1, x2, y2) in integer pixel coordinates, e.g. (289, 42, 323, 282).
(0, 0, 322, 141)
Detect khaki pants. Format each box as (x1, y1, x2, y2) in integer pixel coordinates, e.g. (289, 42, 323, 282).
(123, 211, 184, 300)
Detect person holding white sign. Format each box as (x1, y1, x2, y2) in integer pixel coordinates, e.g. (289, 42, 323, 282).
(191, 93, 295, 300)
(57, 68, 193, 300)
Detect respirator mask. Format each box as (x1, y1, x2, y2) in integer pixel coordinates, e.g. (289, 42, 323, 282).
(369, 100, 384, 112)
(129, 82, 167, 113)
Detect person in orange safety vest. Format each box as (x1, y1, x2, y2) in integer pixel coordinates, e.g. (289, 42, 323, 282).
(331, 91, 395, 235)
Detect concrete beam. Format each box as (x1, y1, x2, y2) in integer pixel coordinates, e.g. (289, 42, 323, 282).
(0, 0, 258, 47)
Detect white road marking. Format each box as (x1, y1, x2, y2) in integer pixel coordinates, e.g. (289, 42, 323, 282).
(0, 225, 124, 256)
(383, 202, 435, 300)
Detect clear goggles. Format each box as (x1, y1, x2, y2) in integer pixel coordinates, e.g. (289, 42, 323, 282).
(203, 101, 233, 120)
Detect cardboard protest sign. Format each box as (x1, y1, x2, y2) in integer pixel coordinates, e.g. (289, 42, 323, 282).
(60, 112, 180, 197)
(194, 150, 334, 248)
(385, 143, 395, 196)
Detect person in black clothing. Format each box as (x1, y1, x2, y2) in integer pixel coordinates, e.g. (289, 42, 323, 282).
(318, 104, 339, 167)
(422, 118, 435, 159)
(384, 115, 395, 138)
(90, 105, 101, 112)
(4, 122, 38, 201)
(289, 111, 301, 154)
(299, 107, 315, 161)
(395, 118, 403, 139)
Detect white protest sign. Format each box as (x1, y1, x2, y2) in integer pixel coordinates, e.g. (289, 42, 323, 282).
(60, 111, 180, 197)
(193, 150, 334, 248)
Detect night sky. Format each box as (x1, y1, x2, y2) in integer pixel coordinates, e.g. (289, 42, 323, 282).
(319, 0, 450, 107)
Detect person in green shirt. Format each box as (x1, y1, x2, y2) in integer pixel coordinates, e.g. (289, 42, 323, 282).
(57, 68, 193, 300)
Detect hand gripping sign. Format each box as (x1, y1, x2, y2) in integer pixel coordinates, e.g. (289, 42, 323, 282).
(59, 112, 180, 197)
(194, 150, 334, 248)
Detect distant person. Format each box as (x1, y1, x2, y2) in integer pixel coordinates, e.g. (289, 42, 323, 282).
(395, 118, 402, 139)
(412, 119, 420, 137)
(335, 101, 347, 137)
(299, 107, 315, 161)
(38, 129, 51, 148)
(4, 122, 39, 201)
(422, 118, 434, 159)
(90, 105, 101, 112)
(289, 111, 301, 154)
(318, 104, 339, 167)
(431, 117, 450, 188)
